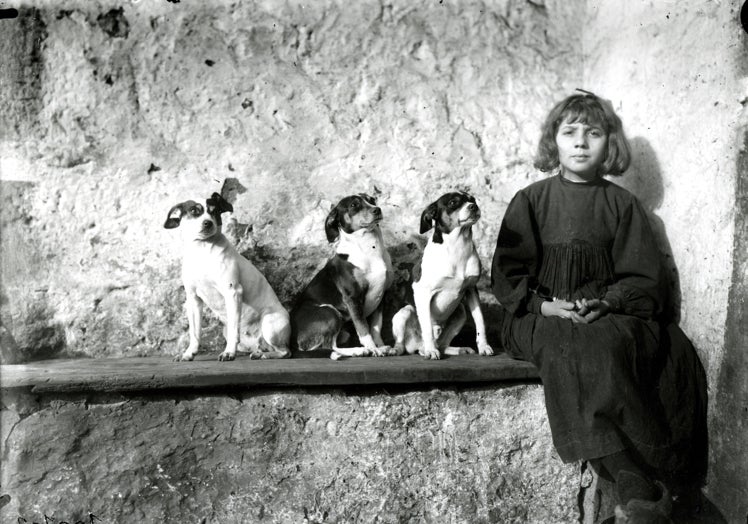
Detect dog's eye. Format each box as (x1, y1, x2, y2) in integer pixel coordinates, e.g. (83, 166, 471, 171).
(449, 199, 459, 208)
(349, 200, 360, 210)
(190, 205, 202, 216)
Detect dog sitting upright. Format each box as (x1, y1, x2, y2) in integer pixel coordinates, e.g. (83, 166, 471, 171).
(291, 194, 394, 360)
(392, 191, 494, 360)
(164, 192, 291, 361)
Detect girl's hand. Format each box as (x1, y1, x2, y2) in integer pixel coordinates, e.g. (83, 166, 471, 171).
(571, 298, 611, 324)
(540, 298, 577, 319)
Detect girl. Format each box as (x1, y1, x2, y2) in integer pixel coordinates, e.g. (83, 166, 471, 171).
(491, 92, 707, 522)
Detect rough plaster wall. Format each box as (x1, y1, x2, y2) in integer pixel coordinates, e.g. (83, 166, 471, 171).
(582, 0, 739, 384)
(0, 0, 582, 360)
(0, 385, 578, 523)
(582, 1, 747, 521)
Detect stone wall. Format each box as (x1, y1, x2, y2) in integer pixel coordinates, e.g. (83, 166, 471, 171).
(1, 384, 579, 523)
(582, 1, 747, 520)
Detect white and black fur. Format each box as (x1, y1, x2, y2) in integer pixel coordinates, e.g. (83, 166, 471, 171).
(392, 191, 494, 360)
(291, 194, 395, 360)
(164, 192, 291, 361)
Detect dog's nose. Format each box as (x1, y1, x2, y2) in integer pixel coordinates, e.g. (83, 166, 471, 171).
(468, 203, 478, 212)
(202, 220, 213, 229)
(373, 207, 382, 217)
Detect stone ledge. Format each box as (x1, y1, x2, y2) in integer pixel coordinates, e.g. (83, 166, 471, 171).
(0, 353, 538, 393)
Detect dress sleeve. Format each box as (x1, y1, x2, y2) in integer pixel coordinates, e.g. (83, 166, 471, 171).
(603, 198, 662, 319)
(491, 191, 546, 315)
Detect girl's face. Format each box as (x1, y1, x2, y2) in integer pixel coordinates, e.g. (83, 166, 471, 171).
(555, 117, 608, 181)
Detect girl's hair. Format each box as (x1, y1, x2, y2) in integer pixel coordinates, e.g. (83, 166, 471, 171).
(533, 92, 631, 176)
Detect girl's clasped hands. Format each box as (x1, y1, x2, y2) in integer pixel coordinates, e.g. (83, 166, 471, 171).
(540, 297, 611, 323)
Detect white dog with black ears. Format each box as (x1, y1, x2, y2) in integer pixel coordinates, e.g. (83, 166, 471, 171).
(164, 192, 291, 361)
(392, 191, 494, 359)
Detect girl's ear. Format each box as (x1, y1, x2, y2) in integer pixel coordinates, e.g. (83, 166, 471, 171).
(325, 206, 341, 243)
(419, 202, 437, 234)
(164, 203, 185, 229)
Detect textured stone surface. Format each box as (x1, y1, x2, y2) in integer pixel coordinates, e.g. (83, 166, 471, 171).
(0, 0, 582, 360)
(582, 2, 747, 521)
(0, 385, 579, 523)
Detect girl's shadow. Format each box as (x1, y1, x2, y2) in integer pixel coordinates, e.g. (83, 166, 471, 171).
(616, 136, 682, 324)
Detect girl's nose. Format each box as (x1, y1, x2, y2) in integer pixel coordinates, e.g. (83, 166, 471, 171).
(574, 132, 588, 147)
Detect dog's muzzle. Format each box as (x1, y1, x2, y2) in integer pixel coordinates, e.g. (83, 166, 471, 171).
(201, 220, 215, 234)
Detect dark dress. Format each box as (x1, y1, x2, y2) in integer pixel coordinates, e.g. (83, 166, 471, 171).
(491, 174, 707, 487)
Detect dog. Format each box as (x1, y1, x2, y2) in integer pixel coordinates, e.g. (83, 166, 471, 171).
(164, 192, 291, 361)
(291, 194, 395, 360)
(392, 191, 494, 360)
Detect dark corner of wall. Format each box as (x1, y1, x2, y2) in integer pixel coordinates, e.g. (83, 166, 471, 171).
(711, 29, 748, 522)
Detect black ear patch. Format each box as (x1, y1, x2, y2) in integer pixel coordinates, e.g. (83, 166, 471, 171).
(359, 193, 377, 206)
(325, 205, 341, 243)
(420, 201, 445, 243)
(419, 202, 437, 234)
(164, 203, 186, 229)
(206, 192, 233, 226)
(432, 227, 444, 244)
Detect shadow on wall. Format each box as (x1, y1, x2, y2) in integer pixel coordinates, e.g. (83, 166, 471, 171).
(624, 136, 682, 324)
(627, 138, 733, 524)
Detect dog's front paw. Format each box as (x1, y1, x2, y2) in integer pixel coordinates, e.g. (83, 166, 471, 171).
(392, 343, 406, 356)
(218, 351, 236, 362)
(249, 350, 266, 360)
(371, 345, 393, 357)
(478, 343, 495, 356)
(421, 347, 441, 360)
(443, 346, 475, 356)
(175, 352, 195, 362)
(354, 347, 373, 357)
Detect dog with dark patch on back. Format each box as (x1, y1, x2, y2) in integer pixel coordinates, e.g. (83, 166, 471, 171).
(291, 193, 395, 360)
(164, 192, 291, 361)
(392, 191, 494, 359)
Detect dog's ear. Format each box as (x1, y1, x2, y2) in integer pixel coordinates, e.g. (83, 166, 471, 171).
(360, 193, 377, 206)
(325, 205, 341, 243)
(207, 192, 233, 215)
(420, 202, 444, 244)
(164, 203, 185, 229)
(419, 202, 437, 234)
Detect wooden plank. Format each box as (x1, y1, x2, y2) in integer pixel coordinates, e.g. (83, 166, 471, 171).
(0, 353, 539, 393)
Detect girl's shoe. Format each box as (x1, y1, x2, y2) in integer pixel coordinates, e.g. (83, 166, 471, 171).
(613, 478, 672, 524)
